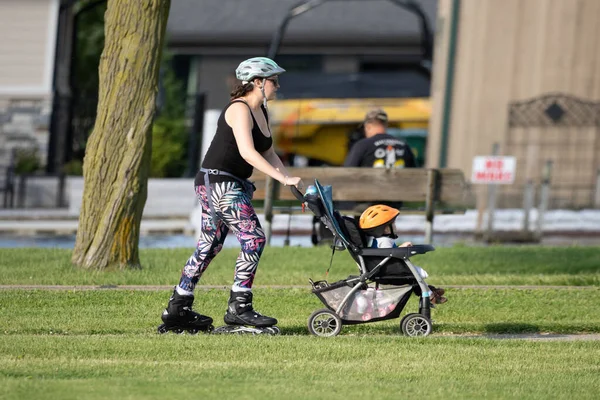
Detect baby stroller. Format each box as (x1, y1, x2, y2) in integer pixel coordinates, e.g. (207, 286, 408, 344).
(291, 179, 436, 337)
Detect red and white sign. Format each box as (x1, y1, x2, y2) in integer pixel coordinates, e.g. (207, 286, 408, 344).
(471, 156, 516, 184)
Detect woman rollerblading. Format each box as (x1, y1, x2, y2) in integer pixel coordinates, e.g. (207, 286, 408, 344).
(158, 57, 302, 335)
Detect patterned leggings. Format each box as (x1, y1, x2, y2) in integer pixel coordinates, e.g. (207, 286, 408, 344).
(178, 181, 266, 292)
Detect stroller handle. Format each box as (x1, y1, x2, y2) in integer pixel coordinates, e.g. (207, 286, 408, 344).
(290, 186, 305, 202)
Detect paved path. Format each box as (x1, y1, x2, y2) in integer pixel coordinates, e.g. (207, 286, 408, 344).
(0, 218, 193, 235)
(0, 284, 597, 291)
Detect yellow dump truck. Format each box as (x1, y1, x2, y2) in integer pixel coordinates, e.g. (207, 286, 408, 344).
(269, 97, 431, 166)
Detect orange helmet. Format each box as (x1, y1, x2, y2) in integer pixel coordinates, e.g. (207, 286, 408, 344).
(359, 205, 399, 236)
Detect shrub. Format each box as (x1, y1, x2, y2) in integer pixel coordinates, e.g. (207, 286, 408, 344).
(14, 148, 42, 174)
(62, 159, 84, 176)
(150, 117, 187, 178)
(149, 50, 189, 178)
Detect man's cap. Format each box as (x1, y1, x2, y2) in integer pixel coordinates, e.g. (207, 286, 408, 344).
(364, 108, 388, 124)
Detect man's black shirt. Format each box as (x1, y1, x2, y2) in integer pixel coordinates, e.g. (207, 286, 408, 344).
(343, 133, 416, 168)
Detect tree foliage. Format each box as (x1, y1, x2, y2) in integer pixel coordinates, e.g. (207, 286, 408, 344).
(150, 53, 188, 178)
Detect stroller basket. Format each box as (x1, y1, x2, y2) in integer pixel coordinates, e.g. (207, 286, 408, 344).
(313, 280, 413, 322)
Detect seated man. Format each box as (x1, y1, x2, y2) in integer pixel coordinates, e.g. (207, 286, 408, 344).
(340, 108, 417, 214)
(344, 108, 416, 169)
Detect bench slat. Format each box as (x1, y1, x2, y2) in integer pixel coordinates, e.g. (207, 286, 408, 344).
(250, 167, 470, 204)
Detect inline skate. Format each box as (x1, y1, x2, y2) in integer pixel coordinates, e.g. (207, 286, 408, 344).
(213, 290, 280, 335)
(157, 289, 214, 334)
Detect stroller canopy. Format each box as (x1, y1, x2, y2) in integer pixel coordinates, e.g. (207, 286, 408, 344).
(314, 179, 359, 252)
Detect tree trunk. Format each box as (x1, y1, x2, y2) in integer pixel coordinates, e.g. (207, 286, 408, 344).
(72, 0, 171, 270)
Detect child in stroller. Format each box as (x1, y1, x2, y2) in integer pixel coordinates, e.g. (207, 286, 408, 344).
(359, 204, 447, 305)
(292, 180, 442, 337)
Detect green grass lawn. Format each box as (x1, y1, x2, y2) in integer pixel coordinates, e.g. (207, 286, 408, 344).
(1, 246, 599, 286)
(1, 246, 599, 399)
(2, 335, 599, 400)
(1, 289, 599, 335)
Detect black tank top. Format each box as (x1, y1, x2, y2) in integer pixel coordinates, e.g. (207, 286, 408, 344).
(196, 100, 273, 185)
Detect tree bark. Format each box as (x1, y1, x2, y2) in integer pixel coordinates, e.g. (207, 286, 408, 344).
(72, 0, 171, 270)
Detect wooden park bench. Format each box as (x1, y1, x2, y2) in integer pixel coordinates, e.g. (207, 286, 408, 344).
(249, 167, 473, 244)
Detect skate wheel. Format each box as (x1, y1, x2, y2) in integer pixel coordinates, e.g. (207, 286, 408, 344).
(157, 324, 168, 334)
(308, 309, 342, 337)
(187, 328, 199, 335)
(212, 326, 226, 334)
(401, 313, 432, 337)
(173, 328, 185, 335)
(265, 326, 280, 335)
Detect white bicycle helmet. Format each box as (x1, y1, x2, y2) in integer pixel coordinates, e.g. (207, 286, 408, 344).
(235, 57, 286, 107)
(235, 57, 286, 83)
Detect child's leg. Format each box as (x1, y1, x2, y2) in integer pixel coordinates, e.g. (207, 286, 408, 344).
(414, 265, 429, 279)
(429, 285, 447, 304)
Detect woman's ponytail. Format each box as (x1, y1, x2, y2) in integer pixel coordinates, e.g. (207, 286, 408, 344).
(230, 82, 254, 99)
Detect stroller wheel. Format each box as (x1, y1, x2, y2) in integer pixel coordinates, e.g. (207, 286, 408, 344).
(400, 312, 420, 332)
(400, 313, 432, 337)
(308, 309, 342, 337)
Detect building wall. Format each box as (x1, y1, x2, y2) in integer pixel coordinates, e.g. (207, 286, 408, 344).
(196, 56, 241, 110)
(429, 0, 600, 208)
(322, 56, 359, 74)
(0, 0, 57, 94)
(194, 54, 361, 110)
(0, 0, 58, 169)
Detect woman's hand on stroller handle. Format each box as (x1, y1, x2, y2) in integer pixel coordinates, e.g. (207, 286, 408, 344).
(276, 168, 304, 191)
(290, 185, 305, 201)
(285, 176, 304, 190)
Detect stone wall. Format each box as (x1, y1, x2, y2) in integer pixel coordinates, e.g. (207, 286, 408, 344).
(0, 96, 52, 169)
